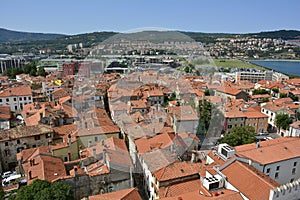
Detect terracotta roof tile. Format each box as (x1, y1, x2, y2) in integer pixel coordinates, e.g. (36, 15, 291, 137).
(89, 188, 142, 200)
(0, 86, 32, 97)
(236, 137, 300, 165)
(153, 161, 202, 182)
(221, 160, 279, 200)
(24, 154, 67, 184)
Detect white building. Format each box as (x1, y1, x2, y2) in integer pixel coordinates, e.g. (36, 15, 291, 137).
(235, 137, 300, 185)
(261, 103, 290, 128)
(0, 86, 32, 112)
(289, 121, 300, 137)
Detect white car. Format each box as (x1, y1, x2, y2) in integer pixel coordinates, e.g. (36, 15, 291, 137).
(2, 174, 21, 187)
(1, 171, 16, 179)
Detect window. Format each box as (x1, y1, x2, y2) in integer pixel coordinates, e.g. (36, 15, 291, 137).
(5, 142, 8, 146)
(45, 133, 51, 138)
(266, 168, 270, 174)
(24, 97, 27, 101)
(275, 172, 279, 179)
(34, 135, 41, 140)
(276, 166, 280, 171)
(0, 99, 2, 102)
(291, 178, 294, 183)
(95, 136, 98, 142)
(4, 150, 10, 157)
(19, 97, 22, 101)
(17, 147, 24, 153)
(6, 98, 9, 102)
(292, 168, 296, 175)
(29, 97, 31, 100)
(32, 144, 36, 148)
(64, 157, 68, 162)
(14, 98, 16, 101)
(294, 162, 297, 167)
(17, 139, 20, 144)
(15, 106, 17, 110)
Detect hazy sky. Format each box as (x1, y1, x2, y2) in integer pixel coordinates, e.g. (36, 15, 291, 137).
(1, 0, 299, 35)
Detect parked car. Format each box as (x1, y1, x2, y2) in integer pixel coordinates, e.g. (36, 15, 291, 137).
(257, 131, 268, 136)
(2, 174, 21, 187)
(1, 171, 16, 179)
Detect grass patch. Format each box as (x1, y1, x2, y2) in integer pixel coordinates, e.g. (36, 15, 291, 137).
(212, 58, 265, 70)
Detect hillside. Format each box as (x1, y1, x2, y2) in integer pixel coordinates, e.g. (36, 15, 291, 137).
(0, 28, 299, 54)
(0, 28, 66, 43)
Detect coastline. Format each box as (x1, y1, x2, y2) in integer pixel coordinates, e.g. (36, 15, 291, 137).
(246, 59, 300, 78)
(248, 59, 300, 62)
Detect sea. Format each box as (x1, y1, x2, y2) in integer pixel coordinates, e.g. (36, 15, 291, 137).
(247, 60, 300, 77)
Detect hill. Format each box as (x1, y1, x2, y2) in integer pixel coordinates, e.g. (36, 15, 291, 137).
(0, 28, 66, 43)
(0, 29, 299, 54)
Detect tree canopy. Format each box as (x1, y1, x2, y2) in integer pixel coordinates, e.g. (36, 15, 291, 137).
(9, 179, 73, 200)
(197, 100, 224, 138)
(219, 126, 256, 147)
(253, 89, 270, 95)
(275, 113, 292, 130)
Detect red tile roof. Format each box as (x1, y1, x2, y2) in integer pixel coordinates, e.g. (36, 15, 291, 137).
(160, 189, 243, 200)
(24, 154, 67, 184)
(0, 124, 52, 141)
(153, 161, 202, 182)
(221, 161, 279, 200)
(89, 188, 142, 200)
(135, 133, 175, 154)
(236, 137, 300, 165)
(0, 86, 32, 97)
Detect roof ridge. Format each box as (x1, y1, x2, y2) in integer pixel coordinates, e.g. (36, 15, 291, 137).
(120, 188, 137, 200)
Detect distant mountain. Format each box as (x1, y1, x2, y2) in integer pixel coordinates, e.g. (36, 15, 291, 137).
(0, 28, 66, 43)
(249, 30, 300, 40)
(0, 28, 299, 54)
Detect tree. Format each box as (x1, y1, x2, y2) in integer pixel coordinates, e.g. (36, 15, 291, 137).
(10, 179, 73, 200)
(275, 113, 292, 130)
(0, 186, 4, 200)
(219, 126, 256, 147)
(253, 89, 270, 95)
(29, 68, 37, 76)
(279, 93, 288, 98)
(272, 88, 279, 93)
(197, 100, 224, 138)
(37, 66, 46, 77)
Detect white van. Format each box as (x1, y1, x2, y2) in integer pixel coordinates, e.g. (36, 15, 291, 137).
(2, 174, 21, 187)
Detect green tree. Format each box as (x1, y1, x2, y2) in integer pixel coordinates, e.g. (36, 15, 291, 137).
(262, 98, 269, 103)
(0, 186, 4, 200)
(279, 93, 288, 98)
(219, 126, 256, 147)
(272, 88, 279, 93)
(253, 89, 270, 95)
(29, 68, 37, 76)
(11, 179, 73, 200)
(37, 66, 46, 77)
(198, 100, 224, 138)
(275, 113, 292, 131)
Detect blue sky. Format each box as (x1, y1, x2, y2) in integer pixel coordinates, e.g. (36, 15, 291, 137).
(1, 0, 299, 35)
